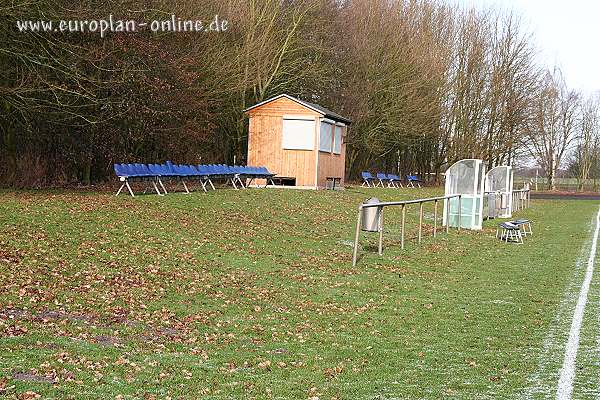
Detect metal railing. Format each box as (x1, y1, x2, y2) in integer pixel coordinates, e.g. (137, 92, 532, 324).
(511, 189, 531, 211)
(483, 189, 530, 218)
(352, 194, 462, 266)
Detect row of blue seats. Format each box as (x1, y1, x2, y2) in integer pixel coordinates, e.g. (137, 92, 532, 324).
(114, 162, 276, 197)
(114, 163, 274, 179)
(361, 172, 422, 188)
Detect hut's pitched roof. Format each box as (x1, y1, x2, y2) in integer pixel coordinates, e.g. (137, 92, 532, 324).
(243, 94, 352, 125)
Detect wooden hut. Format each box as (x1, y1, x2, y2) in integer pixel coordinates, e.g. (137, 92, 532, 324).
(244, 94, 351, 189)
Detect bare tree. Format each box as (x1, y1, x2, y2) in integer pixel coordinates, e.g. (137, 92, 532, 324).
(527, 69, 580, 190)
(573, 94, 600, 190)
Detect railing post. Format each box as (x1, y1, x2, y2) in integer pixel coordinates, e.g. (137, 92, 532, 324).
(401, 204, 406, 249)
(519, 192, 523, 210)
(519, 192, 524, 210)
(460, 195, 463, 227)
(418, 202, 423, 244)
(433, 200, 438, 237)
(446, 198, 450, 234)
(378, 206, 384, 256)
(352, 207, 362, 267)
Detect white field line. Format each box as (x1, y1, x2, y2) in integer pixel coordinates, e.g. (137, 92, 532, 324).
(556, 207, 600, 400)
(525, 213, 594, 399)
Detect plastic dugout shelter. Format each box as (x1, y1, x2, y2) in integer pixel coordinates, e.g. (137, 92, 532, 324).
(485, 165, 514, 218)
(443, 159, 486, 230)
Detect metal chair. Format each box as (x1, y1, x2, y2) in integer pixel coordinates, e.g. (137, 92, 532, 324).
(496, 222, 524, 244)
(510, 219, 533, 236)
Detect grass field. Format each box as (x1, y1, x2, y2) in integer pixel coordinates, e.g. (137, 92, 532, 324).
(0, 186, 598, 399)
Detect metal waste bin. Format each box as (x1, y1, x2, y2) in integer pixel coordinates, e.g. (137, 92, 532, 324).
(500, 193, 509, 209)
(361, 198, 381, 232)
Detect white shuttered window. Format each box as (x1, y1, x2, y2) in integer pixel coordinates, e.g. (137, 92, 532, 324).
(333, 126, 343, 154)
(319, 121, 333, 152)
(282, 117, 315, 150)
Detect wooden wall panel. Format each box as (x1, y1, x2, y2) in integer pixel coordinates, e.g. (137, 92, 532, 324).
(317, 126, 347, 188)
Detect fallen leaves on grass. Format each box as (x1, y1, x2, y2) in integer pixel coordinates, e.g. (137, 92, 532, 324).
(18, 391, 41, 400)
(4, 324, 28, 336)
(257, 360, 271, 370)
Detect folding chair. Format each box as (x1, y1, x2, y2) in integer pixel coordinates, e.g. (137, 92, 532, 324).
(376, 173, 390, 188)
(361, 172, 376, 187)
(114, 164, 135, 197)
(136, 164, 164, 196)
(244, 166, 276, 188)
(230, 165, 248, 189)
(153, 162, 185, 194)
(258, 166, 276, 187)
(217, 165, 241, 189)
(196, 164, 216, 191)
(201, 164, 220, 190)
(148, 163, 171, 194)
(173, 164, 200, 194)
(406, 175, 422, 188)
(388, 174, 403, 188)
(496, 222, 524, 244)
(243, 166, 258, 188)
(114, 163, 163, 197)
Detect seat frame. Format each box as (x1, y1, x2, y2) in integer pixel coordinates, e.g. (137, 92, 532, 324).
(496, 222, 524, 244)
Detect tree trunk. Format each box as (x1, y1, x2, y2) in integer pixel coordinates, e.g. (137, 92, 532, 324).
(548, 169, 556, 191)
(82, 160, 91, 186)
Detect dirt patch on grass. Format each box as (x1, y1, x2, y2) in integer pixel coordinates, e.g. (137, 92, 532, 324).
(12, 372, 55, 384)
(532, 192, 600, 200)
(93, 335, 122, 347)
(0, 249, 23, 265)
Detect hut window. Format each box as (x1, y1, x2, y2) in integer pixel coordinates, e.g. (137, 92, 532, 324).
(282, 117, 315, 150)
(333, 126, 343, 154)
(319, 121, 334, 152)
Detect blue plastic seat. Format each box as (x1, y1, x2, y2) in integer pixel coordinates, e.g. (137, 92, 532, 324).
(376, 173, 390, 188)
(113, 163, 163, 197)
(124, 164, 140, 177)
(258, 166, 274, 177)
(361, 171, 375, 187)
(196, 164, 212, 176)
(114, 164, 129, 177)
(406, 175, 422, 188)
(387, 174, 403, 188)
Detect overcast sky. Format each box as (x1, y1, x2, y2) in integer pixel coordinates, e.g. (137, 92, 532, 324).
(449, 0, 600, 94)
